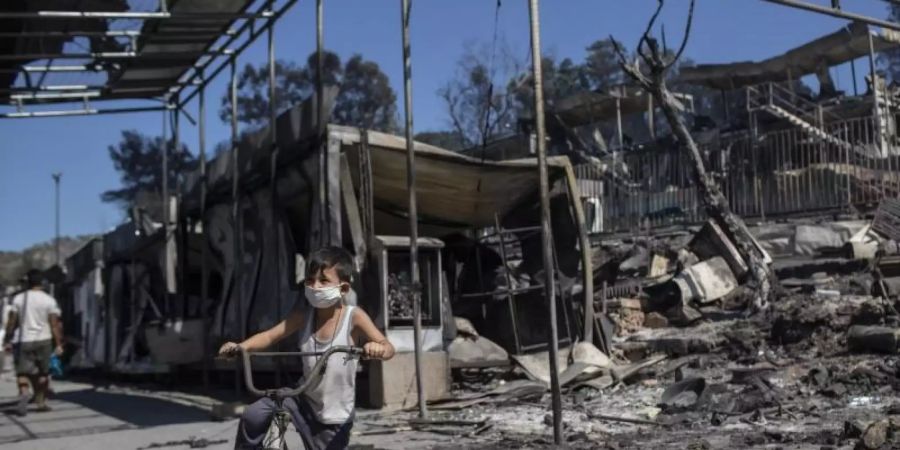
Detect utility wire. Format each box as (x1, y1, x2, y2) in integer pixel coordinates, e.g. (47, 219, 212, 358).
(480, 0, 503, 162)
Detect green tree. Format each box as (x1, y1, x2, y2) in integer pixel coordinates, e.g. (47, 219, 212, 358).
(333, 55, 398, 132)
(218, 51, 341, 129)
(221, 51, 397, 132)
(101, 130, 196, 215)
(583, 38, 628, 91)
(509, 54, 595, 120)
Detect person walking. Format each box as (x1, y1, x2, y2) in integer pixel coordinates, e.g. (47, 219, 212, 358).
(3, 270, 64, 415)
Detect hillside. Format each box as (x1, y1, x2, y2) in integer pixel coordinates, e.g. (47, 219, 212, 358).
(0, 235, 96, 285)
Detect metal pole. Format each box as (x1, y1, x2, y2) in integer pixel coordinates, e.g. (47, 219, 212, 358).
(199, 71, 210, 391)
(759, 0, 900, 31)
(0, 10, 270, 20)
(494, 214, 522, 353)
(401, 0, 428, 419)
(11, 65, 92, 73)
(527, 0, 563, 444)
(851, 58, 859, 97)
(267, 17, 283, 388)
(162, 103, 170, 317)
(171, 96, 180, 317)
(0, 49, 235, 61)
(868, 30, 886, 157)
(230, 57, 243, 398)
(316, 0, 329, 245)
(52, 173, 61, 267)
(615, 96, 623, 150)
(0, 105, 169, 119)
(162, 106, 168, 229)
(317, 0, 324, 131)
(0, 29, 232, 39)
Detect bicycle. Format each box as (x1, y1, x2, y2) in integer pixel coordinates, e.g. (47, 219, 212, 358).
(238, 345, 364, 450)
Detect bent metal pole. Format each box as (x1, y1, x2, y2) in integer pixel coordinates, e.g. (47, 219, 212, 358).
(400, 0, 428, 419)
(527, 0, 563, 444)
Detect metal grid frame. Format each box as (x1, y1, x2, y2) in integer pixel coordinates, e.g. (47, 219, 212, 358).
(0, 0, 294, 118)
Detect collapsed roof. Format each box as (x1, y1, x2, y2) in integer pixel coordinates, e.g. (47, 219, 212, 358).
(679, 21, 900, 90)
(553, 86, 694, 128)
(183, 89, 573, 230)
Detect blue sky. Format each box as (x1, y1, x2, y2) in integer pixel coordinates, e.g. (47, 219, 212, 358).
(0, 0, 890, 251)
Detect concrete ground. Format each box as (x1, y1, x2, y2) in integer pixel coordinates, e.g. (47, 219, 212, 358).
(0, 368, 471, 450)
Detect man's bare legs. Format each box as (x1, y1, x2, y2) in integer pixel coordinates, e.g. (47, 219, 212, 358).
(34, 375, 49, 409)
(16, 375, 29, 397)
(15, 375, 30, 416)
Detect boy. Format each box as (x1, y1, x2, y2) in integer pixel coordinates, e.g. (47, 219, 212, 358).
(219, 246, 395, 450)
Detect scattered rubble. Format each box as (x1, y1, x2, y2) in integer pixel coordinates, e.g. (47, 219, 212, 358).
(408, 203, 900, 449)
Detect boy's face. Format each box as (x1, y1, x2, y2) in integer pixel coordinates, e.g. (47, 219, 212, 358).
(304, 265, 350, 293)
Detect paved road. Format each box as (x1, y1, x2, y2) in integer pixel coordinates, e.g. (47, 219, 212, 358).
(0, 370, 469, 449)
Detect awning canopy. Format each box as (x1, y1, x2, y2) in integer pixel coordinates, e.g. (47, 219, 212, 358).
(182, 89, 573, 230)
(679, 21, 900, 90)
(332, 126, 572, 228)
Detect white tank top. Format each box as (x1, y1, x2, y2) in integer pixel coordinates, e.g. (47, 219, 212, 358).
(299, 305, 357, 425)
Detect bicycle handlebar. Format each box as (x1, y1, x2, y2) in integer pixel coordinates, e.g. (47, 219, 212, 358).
(240, 346, 363, 398)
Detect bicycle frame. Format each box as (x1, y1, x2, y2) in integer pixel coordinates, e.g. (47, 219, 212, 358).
(239, 346, 363, 450)
(240, 345, 363, 398)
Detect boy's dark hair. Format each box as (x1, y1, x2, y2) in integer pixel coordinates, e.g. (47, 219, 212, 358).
(306, 247, 354, 283)
(25, 269, 43, 288)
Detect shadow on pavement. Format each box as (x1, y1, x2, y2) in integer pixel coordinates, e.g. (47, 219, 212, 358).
(54, 388, 210, 427)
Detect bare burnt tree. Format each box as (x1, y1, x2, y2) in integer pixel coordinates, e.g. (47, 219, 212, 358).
(439, 40, 523, 150)
(611, 0, 774, 310)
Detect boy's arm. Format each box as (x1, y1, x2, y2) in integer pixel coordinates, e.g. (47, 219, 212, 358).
(218, 306, 305, 355)
(351, 308, 395, 360)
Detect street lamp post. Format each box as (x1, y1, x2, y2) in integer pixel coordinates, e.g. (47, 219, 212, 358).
(50, 172, 61, 296)
(52, 172, 61, 267)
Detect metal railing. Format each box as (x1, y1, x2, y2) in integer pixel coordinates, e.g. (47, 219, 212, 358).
(578, 115, 900, 234)
(746, 81, 842, 125)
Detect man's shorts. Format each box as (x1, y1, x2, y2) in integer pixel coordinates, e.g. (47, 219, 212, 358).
(15, 340, 52, 376)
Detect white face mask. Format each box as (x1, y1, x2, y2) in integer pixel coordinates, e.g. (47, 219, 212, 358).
(305, 284, 342, 308)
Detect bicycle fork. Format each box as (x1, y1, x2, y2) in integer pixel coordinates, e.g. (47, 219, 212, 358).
(262, 399, 291, 450)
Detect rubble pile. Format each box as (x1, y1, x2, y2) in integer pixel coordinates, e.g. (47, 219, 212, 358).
(397, 203, 900, 449)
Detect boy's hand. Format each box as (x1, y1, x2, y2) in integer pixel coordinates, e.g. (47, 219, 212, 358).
(363, 341, 388, 360)
(218, 342, 242, 358)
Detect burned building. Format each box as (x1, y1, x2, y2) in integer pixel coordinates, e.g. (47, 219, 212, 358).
(59, 88, 597, 408)
(580, 21, 900, 234)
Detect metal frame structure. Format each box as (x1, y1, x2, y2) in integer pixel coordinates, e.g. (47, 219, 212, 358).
(0, 0, 300, 390)
(0, 0, 295, 119)
(4, 0, 566, 438)
(760, 0, 900, 32)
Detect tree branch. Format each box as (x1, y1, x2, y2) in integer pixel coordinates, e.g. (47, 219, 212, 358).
(668, 0, 696, 69)
(610, 0, 775, 312)
(637, 0, 665, 62)
(441, 84, 472, 149)
(609, 36, 652, 89)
